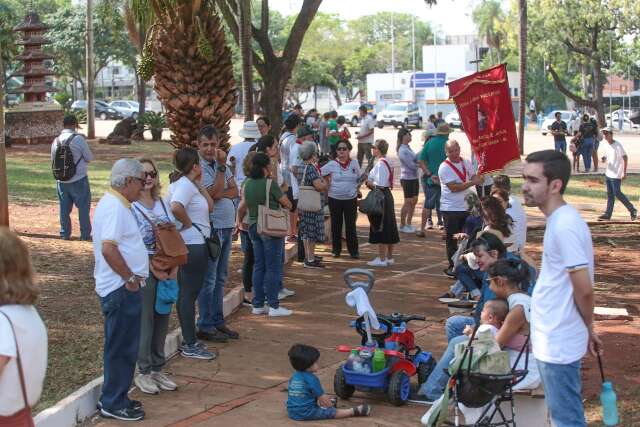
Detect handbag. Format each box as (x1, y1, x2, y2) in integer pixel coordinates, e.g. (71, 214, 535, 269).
(133, 200, 188, 274)
(155, 278, 179, 315)
(193, 223, 221, 260)
(297, 164, 322, 212)
(359, 187, 384, 216)
(257, 179, 290, 237)
(0, 311, 35, 427)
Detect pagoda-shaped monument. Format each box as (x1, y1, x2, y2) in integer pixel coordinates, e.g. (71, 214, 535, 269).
(6, 5, 63, 145)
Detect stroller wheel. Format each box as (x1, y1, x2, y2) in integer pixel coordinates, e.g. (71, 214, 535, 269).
(334, 366, 355, 399)
(387, 371, 410, 406)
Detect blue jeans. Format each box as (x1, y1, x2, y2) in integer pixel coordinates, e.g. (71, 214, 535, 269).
(248, 224, 284, 309)
(445, 315, 476, 342)
(419, 335, 468, 400)
(579, 137, 594, 171)
(537, 359, 586, 427)
(604, 177, 636, 217)
(99, 286, 142, 411)
(57, 176, 92, 239)
(451, 263, 483, 298)
(555, 139, 567, 154)
(240, 230, 254, 293)
(197, 228, 233, 332)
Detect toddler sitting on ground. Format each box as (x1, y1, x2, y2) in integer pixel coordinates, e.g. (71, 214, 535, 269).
(286, 344, 371, 421)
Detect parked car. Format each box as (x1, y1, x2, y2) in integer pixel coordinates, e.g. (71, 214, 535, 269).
(445, 110, 462, 129)
(336, 102, 375, 127)
(377, 102, 422, 129)
(109, 100, 140, 119)
(541, 110, 579, 136)
(610, 117, 639, 131)
(71, 100, 123, 120)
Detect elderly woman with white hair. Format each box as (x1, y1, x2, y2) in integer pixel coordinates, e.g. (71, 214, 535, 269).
(293, 141, 328, 269)
(91, 158, 149, 420)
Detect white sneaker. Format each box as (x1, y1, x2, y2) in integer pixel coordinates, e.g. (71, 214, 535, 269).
(386, 258, 395, 266)
(151, 371, 177, 391)
(251, 306, 268, 315)
(269, 306, 293, 317)
(278, 288, 296, 300)
(134, 373, 159, 395)
(367, 257, 388, 267)
(405, 225, 416, 233)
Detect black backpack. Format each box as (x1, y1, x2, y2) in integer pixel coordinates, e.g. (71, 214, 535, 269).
(51, 133, 80, 181)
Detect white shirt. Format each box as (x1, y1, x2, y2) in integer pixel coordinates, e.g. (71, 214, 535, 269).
(603, 140, 627, 179)
(508, 293, 531, 323)
(321, 159, 361, 200)
(507, 195, 527, 253)
(279, 132, 297, 185)
(368, 157, 392, 187)
(92, 190, 150, 297)
(0, 306, 47, 416)
(167, 176, 211, 245)
(477, 323, 499, 337)
(438, 158, 473, 212)
(227, 139, 254, 188)
(531, 204, 593, 364)
(358, 115, 375, 144)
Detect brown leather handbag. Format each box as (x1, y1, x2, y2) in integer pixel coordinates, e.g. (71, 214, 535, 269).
(134, 200, 188, 274)
(0, 311, 35, 427)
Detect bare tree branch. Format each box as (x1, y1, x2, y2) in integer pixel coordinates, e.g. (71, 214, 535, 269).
(563, 38, 594, 59)
(547, 64, 596, 108)
(281, 0, 322, 64)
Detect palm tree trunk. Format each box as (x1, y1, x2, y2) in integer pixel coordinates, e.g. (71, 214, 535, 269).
(239, 0, 253, 121)
(517, 0, 527, 155)
(136, 26, 147, 117)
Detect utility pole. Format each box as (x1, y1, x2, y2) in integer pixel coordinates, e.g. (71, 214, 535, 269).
(0, 46, 8, 226)
(411, 14, 416, 102)
(86, 0, 95, 139)
(391, 13, 395, 91)
(434, 30, 438, 115)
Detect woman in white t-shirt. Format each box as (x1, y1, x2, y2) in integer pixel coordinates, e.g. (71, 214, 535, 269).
(0, 228, 47, 423)
(167, 147, 215, 360)
(321, 139, 361, 258)
(365, 139, 400, 267)
(131, 158, 178, 395)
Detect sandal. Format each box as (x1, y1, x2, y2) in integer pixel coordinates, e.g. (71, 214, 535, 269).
(353, 403, 371, 417)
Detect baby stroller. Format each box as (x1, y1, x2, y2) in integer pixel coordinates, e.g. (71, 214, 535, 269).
(424, 326, 530, 427)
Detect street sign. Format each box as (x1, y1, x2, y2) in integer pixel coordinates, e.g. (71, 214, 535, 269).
(410, 73, 447, 88)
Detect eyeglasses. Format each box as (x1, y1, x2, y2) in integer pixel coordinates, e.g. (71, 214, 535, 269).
(144, 171, 157, 179)
(131, 176, 145, 184)
(336, 146, 349, 151)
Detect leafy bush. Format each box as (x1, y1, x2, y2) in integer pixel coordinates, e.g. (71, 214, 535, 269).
(138, 111, 166, 130)
(54, 92, 72, 109)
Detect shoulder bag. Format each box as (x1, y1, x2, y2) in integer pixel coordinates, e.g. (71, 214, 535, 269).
(0, 311, 35, 427)
(257, 179, 290, 237)
(297, 164, 322, 212)
(192, 223, 221, 260)
(359, 187, 384, 216)
(134, 200, 188, 273)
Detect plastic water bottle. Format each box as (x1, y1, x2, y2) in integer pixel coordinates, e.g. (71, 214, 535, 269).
(346, 349, 359, 370)
(372, 349, 386, 372)
(600, 381, 619, 426)
(358, 349, 372, 374)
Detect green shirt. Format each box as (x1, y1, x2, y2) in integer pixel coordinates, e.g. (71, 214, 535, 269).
(327, 119, 339, 146)
(418, 134, 447, 185)
(243, 178, 284, 225)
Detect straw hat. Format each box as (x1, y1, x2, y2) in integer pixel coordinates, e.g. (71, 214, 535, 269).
(238, 121, 261, 139)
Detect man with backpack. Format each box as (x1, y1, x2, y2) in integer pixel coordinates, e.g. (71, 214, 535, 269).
(50, 114, 94, 240)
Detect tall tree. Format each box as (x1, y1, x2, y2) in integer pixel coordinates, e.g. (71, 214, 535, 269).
(124, 0, 155, 117)
(217, 0, 322, 132)
(142, 0, 236, 148)
(518, 0, 526, 153)
(238, 0, 253, 119)
(472, 0, 505, 63)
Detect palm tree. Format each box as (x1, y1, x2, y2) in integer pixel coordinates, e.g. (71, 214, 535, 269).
(124, 0, 154, 118)
(518, 0, 527, 154)
(238, 0, 252, 120)
(137, 0, 236, 149)
(472, 0, 504, 63)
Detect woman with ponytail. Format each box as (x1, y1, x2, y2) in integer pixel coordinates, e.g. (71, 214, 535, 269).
(167, 147, 215, 360)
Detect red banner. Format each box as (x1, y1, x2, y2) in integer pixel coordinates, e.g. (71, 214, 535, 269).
(447, 64, 520, 174)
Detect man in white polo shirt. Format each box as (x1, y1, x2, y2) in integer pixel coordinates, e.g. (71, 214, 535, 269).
(92, 159, 148, 421)
(522, 150, 601, 427)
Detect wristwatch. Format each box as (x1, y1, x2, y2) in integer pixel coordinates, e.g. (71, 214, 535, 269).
(217, 164, 227, 173)
(126, 274, 138, 285)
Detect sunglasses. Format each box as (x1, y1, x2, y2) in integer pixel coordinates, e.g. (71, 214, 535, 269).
(144, 171, 158, 179)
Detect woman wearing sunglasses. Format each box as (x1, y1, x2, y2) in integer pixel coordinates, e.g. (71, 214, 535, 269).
(320, 139, 361, 258)
(130, 158, 179, 395)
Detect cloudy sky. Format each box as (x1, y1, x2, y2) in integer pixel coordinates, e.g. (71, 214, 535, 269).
(268, 0, 478, 35)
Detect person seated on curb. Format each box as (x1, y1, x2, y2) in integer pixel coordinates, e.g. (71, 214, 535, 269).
(286, 344, 371, 421)
(415, 256, 540, 404)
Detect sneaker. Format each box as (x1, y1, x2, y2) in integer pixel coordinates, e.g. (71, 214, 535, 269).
(196, 329, 228, 343)
(134, 373, 159, 395)
(443, 267, 455, 278)
(242, 298, 252, 307)
(269, 306, 293, 317)
(350, 253, 360, 259)
(405, 225, 417, 233)
(315, 255, 324, 261)
(367, 257, 388, 267)
(332, 252, 340, 258)
(304, 259, 325, 269)
(151, 371, 177, 391)
(416, 230, 426, 237)
(426, 218, 434, 230)
(251, 306, 268, 315)
(386, 258, 395, 266)
(353, 403, 371, 417)
(281, 287, 296, 297)
(180, 343, 216, 360)
(178, 340, 206, 352)
(597, 214, 611, 221)
(631, 210, 637, 221)
(399, 225, 408, 233)
(216, 325, 239, 339)
(100, 406, 145, 421)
